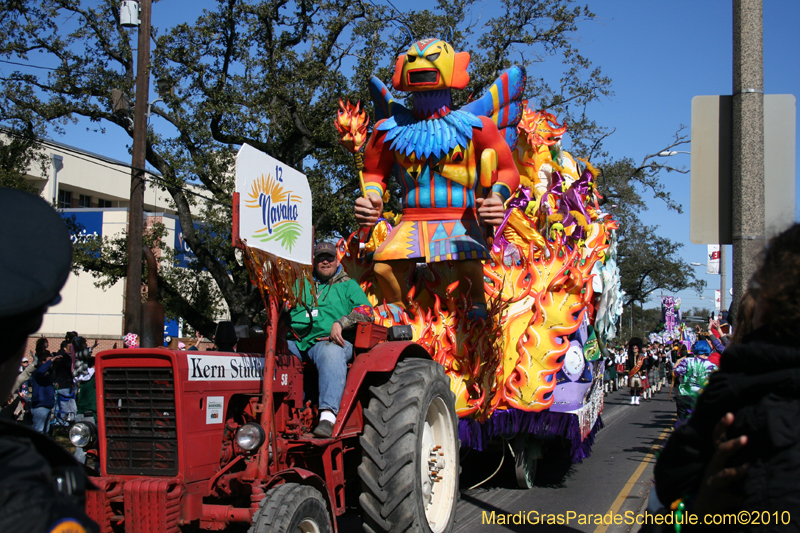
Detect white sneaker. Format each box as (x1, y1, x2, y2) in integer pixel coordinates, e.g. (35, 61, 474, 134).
(630, 396, 636, 405)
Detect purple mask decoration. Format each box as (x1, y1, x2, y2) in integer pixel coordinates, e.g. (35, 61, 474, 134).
(492, 188, 532, 254)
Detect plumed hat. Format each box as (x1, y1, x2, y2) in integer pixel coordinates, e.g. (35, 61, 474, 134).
(628, 337, 644, 358)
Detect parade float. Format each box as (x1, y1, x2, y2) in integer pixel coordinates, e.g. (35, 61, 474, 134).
(333, 35, 624, 485)
(649, 296, 697, 349)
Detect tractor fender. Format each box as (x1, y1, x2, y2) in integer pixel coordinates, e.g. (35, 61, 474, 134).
(264, 468, 337, 532)
(334, 341, 431, 438)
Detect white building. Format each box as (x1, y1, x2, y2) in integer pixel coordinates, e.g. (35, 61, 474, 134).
(19, 135, 206, 342)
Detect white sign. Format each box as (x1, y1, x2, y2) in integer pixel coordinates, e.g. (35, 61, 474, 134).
(707, 244, 720, 275)
(188, 354, 265, 381)
(206, 396, 224, 424)
(690, 95, 796, 244)
(235, 144, 313, 265)
(715, 290, 721, 312)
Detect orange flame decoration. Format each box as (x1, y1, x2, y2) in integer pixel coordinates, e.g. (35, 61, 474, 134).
(339, 216, 612, 420)
(335, 100, 369, 154)
(517, 108, 567, 147)
(484, 231, 600, 413)
(513, 106, 573, 193)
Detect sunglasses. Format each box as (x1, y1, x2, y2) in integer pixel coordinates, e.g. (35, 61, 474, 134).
(316, 254, 336, 263)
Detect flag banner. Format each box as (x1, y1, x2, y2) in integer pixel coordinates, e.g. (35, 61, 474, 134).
(707, 245, 720, 275)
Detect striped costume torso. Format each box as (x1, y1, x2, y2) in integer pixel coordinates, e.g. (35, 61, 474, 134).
(362, 111, 518, 263)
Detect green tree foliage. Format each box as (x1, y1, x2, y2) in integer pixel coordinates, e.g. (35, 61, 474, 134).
(0, 0, 611, 331)
(686, 306, 711, 322)
(0, 126, 47, 193)
(616, 305, 663, 344)
(591, 128, 706, 319)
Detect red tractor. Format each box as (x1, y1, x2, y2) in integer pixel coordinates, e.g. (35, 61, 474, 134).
(73, 321, 459, 532)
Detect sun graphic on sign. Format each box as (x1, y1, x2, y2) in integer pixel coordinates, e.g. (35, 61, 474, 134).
(245, 172, 303, 251)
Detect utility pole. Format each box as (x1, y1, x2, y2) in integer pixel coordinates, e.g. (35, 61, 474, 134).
(124, 0, 152, 336)
(731, 0, 764, 315)
(629, 302, 633, 339)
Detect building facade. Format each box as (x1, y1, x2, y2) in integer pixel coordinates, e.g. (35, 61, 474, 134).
(18, 135, 210, 349)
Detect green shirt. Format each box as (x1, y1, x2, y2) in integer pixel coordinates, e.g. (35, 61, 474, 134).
(75, 373, 96, 415)
(289, 267, 373, 352)
(675, 357, 717, 399)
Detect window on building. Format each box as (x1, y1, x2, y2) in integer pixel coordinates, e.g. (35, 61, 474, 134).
(97, 199, 113, 208)
(79, 194, 92, 208)
(58, 189, 72, 209)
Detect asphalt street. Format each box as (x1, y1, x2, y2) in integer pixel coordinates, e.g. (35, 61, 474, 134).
(452, 385, 677, 533)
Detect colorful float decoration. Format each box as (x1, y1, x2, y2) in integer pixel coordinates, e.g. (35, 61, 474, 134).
(650, 296, 697, 350)
(335, 36, 623, 462)
(650, 296, 682, 345)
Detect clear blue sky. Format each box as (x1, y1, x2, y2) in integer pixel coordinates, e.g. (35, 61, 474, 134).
(575, 0, 799, 312)
(25, 0, 799, 313)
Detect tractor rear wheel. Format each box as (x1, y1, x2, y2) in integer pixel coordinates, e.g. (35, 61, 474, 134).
(249, 483, 332, 533)
(359, 358, 459, 533)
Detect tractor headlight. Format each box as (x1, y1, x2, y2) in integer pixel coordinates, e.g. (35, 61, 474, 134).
(69, 421, 97, 448)
(235, 423, 266, 452)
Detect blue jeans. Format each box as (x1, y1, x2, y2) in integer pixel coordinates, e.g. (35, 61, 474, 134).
(287, 340, 353, 414)
(32, 406, 51, 433)
(54, 387, 77, 426)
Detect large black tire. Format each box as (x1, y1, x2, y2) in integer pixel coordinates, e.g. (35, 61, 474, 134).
(359, 358, 459, 533)
(249, 483, 332, 533)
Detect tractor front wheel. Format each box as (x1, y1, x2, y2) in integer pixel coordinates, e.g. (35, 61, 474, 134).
(359, 358, 459, 533)
(249, 483, 332, 533)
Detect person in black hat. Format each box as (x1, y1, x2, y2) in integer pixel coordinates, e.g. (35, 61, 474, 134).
(626, 337, 645, 405)
(0, 188, 98, 532)
(286, 241, 374, 438)
(213, 321, 238, 352)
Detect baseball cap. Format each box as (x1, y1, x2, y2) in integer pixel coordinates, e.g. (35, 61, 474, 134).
(314, 241, 337, 258)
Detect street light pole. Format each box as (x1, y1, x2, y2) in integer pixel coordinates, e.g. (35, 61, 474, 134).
(124, 0, 152, 337)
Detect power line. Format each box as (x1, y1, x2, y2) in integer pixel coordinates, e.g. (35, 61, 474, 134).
(2, 127, 229, 207)
(0, 58, 122, 78)
(364, 0, 413, 41)
(0, 58, 60, 71)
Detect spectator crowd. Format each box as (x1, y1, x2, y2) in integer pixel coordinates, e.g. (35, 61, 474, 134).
(2, 331, 97, 459)
(640, 222, 800, 531)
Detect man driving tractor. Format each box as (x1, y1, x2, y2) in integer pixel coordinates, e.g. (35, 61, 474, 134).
(286, 241, 374, 438)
